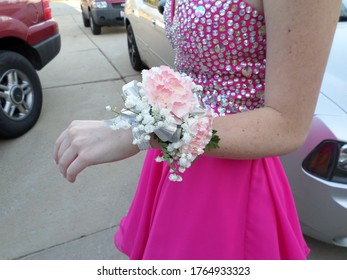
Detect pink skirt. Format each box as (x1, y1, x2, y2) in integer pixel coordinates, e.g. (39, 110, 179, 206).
(115, 149, 310, 259)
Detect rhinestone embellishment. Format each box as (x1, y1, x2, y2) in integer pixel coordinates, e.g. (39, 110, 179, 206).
(164, 0, 267, 115)
(242, 66, 253, 78)
(194, 6, 206, 17)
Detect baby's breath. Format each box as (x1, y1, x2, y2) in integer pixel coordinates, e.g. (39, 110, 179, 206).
(107, 66, 220, 182)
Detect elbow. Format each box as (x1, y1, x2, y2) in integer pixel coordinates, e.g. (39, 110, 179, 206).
(280, 128, 309, 156)
(271, 107, 313, 156)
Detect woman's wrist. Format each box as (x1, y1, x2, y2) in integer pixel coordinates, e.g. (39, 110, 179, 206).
(148, 133, 160, 149)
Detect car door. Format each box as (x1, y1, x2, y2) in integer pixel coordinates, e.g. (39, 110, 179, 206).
(136, 0, 175, 67)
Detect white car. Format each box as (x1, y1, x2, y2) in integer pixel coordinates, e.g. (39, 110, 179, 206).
(124, 0, 347, 246)
(281, 7, 347, 246)
(125, 0, 174, 70)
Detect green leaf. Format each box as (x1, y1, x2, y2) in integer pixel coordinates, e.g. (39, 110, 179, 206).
(205, 130, 220, 151)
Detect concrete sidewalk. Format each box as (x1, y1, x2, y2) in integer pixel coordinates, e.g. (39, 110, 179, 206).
(0, 0, 144, 260)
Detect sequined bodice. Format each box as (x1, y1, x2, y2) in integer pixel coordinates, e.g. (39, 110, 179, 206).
(164, 0, 267, 115)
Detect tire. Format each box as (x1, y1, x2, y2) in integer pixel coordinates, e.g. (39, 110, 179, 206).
(89, 12, 101, 35)
(82, 11, 90, 27)
(0, 51, 42, 139)
(127, 23, 146, 71)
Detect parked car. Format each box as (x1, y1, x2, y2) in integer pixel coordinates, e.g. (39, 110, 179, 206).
(80, 0, 125, 35)
(0, 0, 61, 139)
(125, 0, 174, 70)
(124, 0, 347, 246)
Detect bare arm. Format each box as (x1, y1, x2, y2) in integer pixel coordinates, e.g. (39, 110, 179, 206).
(55, 0, 341, 182)
(203, 0, 341, 159)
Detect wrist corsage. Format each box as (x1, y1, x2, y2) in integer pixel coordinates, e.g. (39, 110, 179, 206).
(107, 65, 220, 182)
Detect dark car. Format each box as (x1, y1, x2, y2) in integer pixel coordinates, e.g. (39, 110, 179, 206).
(81, 0, 125, 35)
(0, 0, 61, 139)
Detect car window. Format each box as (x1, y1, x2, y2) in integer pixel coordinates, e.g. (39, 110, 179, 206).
(341, 0, 347, 21)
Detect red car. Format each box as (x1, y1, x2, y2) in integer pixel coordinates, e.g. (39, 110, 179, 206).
(0, 0, 61, 138)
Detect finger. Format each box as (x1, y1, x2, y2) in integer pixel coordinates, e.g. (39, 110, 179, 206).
(58, 145, 78, 178)
(65, 156, 89, 183)
(53, 129, 68, 163)
(56, 135, 73, 165)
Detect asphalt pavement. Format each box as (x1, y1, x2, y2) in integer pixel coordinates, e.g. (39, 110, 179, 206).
(0, 0, 346, 260)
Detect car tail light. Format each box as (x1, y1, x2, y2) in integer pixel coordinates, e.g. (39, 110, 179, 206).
(42, 0, 52, 20)
(303, 140, 347, 184)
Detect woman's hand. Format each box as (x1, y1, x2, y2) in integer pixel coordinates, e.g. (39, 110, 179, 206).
(53, 120, 139, 183)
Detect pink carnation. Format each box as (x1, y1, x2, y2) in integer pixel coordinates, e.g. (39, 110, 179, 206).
(180, 110, 214, 157)
(141, 65, 199, 118)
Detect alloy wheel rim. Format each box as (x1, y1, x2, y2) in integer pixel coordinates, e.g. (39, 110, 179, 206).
(127, 29, 137, 66)
(0, 69, 34, 120)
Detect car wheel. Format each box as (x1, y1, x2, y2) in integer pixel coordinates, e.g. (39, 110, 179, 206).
(82, 10, 90, 27)
(0, 51, 42, 139)
(127, 23, 146, 71)
(89, 12, 101, 35)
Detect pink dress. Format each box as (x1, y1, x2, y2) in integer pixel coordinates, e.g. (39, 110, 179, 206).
(114, 0, 310, 259)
